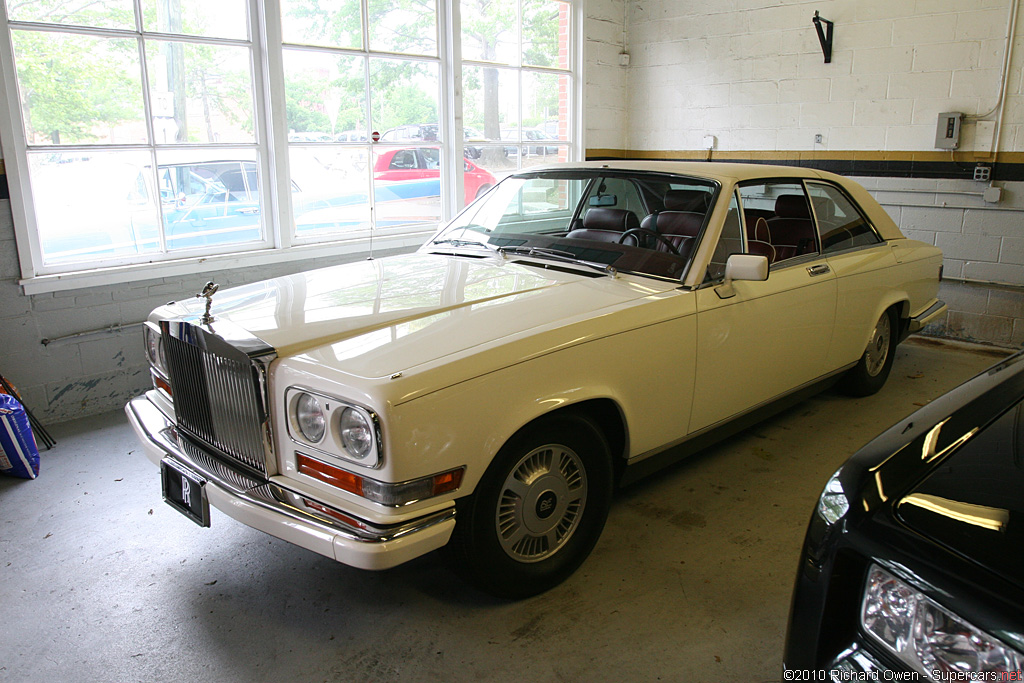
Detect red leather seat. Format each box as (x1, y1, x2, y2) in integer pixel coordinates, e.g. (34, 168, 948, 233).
(565, 208, 640, 243)
(636, 189, 711, 253)
(746, 217, 776, 262)
(640, 211, 703, 253)
(767, 195, 815, 258)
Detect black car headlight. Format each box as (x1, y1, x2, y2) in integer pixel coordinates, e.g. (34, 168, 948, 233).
(861, 564, 1024, 678)
(817, 469, 850, 525)
(286, 387, 381, 467)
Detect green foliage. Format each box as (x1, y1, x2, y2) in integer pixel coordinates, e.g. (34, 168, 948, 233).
(12, 30, 144, 143)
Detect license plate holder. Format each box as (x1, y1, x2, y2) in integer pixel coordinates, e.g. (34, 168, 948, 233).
(161, 458, 210, 527)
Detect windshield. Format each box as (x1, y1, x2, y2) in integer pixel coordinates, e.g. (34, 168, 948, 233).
(426, 170, 719, 280)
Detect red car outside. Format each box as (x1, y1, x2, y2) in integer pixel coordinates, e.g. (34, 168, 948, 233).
(373, 148, 496, 205)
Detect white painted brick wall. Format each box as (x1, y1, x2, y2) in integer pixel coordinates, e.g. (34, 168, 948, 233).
(584, 0, 628, 151)
(610, 0, 1024, 156)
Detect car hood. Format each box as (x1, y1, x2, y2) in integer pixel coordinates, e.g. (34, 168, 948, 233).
(155, 252, 669, 377)
(895, 399, 1024, 589)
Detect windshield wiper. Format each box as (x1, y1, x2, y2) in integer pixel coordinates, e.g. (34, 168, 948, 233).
(498, 245, 617, 277)
(431, 238, 496, 251)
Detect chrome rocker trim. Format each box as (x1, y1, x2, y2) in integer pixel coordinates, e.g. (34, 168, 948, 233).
(126, 396, 456, 570)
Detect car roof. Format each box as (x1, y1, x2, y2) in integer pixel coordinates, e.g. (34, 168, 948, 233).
(520, 160, 840, 184)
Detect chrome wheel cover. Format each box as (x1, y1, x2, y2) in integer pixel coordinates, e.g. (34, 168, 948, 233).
(495, 443, 588, 563)
(864, 313, 892, 377)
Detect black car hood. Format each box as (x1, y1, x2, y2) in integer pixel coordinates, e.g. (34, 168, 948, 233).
(896, 400, 1024, 589)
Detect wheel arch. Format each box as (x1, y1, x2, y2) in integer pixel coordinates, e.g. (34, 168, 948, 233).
(503, 397, 629, 485)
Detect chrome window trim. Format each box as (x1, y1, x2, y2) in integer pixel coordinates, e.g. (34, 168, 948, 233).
(285, 385, 384, 470)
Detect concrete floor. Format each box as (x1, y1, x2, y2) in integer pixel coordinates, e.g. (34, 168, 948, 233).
(0, 337, 1012, 683)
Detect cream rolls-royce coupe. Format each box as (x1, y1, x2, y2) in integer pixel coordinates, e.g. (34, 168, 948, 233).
(126, 161, 946, 598)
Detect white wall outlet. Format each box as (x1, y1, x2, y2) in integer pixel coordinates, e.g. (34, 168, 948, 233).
(703, 135, 716, 150)
(618, 52, 630, 67)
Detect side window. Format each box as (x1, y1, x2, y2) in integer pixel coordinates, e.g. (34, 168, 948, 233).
(390, 150, 417, 169)
(421, 148, 440, 170)
(807, 183, 882, 253)
(707, 191, 743, 281)
(738, 180, 818, 264)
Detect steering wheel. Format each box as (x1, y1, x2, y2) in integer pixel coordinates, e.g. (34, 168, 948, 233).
(616, 228, 680, 255)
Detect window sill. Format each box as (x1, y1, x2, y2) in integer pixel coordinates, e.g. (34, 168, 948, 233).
(19, 230, 433, 295)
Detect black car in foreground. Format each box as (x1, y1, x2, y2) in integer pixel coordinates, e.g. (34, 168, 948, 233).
(785, 348, 1024, 680)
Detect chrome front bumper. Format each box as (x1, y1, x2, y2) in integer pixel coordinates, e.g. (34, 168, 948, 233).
(125, 395, 455, 570)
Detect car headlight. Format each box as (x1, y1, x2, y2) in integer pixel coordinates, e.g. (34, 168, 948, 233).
(862, 564, 1024, 678)
(817, 470, 850, 525)
(295, 392, 326, 443)
(144, 322, 168, 377)
(286, 387, 381, 467)
(339, 407, 373, 460)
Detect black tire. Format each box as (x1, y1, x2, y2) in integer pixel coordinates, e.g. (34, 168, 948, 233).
(838, 307, 898, 397)
(448, 413, 613, 599)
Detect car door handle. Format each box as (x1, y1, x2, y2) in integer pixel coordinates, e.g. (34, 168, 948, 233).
(807, 264, 831, 276)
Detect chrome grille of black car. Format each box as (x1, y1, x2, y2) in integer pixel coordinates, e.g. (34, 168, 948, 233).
(163, 323, 269, 475)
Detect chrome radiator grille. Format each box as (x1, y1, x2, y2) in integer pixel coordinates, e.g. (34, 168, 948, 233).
(163, 322, 270, 475)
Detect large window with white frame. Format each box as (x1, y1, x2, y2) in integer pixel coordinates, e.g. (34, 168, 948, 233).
(0, 0, 578, 287)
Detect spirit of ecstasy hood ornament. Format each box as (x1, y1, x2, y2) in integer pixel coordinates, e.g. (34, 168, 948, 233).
(196, 281, 219, 324)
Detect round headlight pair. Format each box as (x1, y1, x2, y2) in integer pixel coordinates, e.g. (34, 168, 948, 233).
(292, 391, 376, 462)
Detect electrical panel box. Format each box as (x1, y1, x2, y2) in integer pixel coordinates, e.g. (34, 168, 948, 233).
(935, 112, 962, 150)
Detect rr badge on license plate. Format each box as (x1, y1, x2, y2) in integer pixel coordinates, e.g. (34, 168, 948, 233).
(161, 458, 211, 527)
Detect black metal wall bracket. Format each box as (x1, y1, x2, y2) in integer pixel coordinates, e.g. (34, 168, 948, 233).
(812, 11, 833, 64)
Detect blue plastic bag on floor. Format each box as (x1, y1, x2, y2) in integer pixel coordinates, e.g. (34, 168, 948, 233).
(0, 393, 40, 479)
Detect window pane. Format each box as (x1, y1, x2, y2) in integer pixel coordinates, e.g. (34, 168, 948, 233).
(156, 150, 264, 251)
(280, 0, 362, 50)
(30, 151, 160, 265)
(141, 0, 248, 40)
(462, 152, 499, 205)
(519, 143, 568, 170)
(368, 0, 436, 56)
(6, 0, 134, 29)
(739, 181, 817, 262)
(708, 192, 743, 281)
(291, 147, 371, 238)
(808, 183, 882, 253)
(284, 50, 366, 141)
(522, 0, 569, 69)
(373, 147, 441, 228)
(146, 39, 256, 143)
(12, 31, 146, 145)
(370, 59, 438, 134)
(521, 71, 569, 141)
(461, 0, 516, 64)
(463, 65, 516, 142)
